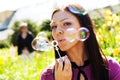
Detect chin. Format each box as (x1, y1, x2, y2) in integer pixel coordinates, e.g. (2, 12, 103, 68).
(59, 46, 69, 51)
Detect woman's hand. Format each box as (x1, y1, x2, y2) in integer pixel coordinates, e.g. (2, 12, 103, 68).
(55, 55, 72, 80)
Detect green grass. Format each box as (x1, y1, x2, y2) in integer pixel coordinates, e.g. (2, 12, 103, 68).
(0, 48, 54, 80)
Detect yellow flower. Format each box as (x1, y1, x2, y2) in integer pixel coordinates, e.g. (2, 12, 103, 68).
(112, 14, 120, 23)
(113, 48, 119, 56)
(0, 56, 4, 64)
(107, 21, 112, 26)
(104, 9, 112, 16)
(111, 21, 117, 26)
(116, 35, 120, 42)
(105, 16, 112, 21)
(102, 24, 107, 28)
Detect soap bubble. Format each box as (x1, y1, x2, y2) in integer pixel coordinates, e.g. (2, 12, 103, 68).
(31, 32, 51, 51)
(65, 28, 78, 42)
(32, 35, 62, 58)
(68, 6, 87, 15)
(64, 27, 90, 42)
(32, 32, 60, 52)
(78, 27, 90, 41)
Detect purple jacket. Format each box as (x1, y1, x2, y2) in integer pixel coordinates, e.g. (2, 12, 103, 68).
(40, 57, 120, 80)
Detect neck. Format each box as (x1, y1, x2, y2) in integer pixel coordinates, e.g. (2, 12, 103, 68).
(66, 42, 87, 66)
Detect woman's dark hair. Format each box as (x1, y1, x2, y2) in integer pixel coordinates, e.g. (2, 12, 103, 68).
(51, 3, 109, 80)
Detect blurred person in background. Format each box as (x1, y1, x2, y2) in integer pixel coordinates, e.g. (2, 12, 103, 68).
(17, 22, 34, 60)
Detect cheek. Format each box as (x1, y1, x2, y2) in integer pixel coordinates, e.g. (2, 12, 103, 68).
(59, 39, 79, 51)
(52, 31, 56, 39)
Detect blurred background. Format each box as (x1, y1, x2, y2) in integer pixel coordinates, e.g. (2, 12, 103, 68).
(0, 0, 120, 80)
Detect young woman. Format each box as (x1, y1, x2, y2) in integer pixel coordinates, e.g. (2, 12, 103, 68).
(40, 3, 120, 80)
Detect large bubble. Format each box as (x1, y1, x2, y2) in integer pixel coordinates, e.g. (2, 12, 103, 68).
(65, 28, 78, 42)
(32, 35, 62, 58)
(31, 32, 51, 51)
(64, 27, 90, 42)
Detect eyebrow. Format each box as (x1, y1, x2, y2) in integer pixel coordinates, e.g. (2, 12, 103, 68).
(50, 18, 69, 26)
(60, 18, 69, 22)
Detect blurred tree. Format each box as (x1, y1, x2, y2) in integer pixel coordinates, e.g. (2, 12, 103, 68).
(39, 19, 51, 31)
(39, 19, 51, 40)
(25, 20, 39, 36)
(9, 21, 20, 46)
(0, 40, 9, 48)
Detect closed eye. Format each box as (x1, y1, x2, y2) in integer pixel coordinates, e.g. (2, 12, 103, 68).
(51, 25, 57, 30)
(63, 22, 72, 26)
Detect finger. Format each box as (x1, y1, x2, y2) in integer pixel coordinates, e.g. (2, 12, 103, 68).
(55, 59, 58, 72)
(64, 56, 71, 71)
(57, 58, 63, 71)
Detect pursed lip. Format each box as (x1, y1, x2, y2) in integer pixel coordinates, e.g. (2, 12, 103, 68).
(57, 39, 66, 43)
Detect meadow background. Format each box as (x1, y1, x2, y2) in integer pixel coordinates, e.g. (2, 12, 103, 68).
(0, 7, 120, 80)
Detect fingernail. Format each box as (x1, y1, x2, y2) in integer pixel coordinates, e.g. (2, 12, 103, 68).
(64, 56, 70, 64)
(58, 59, 63, 65)
(64, 55, 68, 59)
(66, 58, 70, 64)
(58, 58, 63, 63)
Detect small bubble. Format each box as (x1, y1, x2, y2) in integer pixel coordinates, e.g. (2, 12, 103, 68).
(78, 27, 90, 41)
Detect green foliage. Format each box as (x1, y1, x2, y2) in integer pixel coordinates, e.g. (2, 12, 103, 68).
(93, 9, 120, 57)
(0, 40, 9, 48)
(39, 19, 51, 32)
(24, 20, 39, 36)
(38, 19, 52, 40)
(10, 21, 20, 46)
(93, 17, 104, 28)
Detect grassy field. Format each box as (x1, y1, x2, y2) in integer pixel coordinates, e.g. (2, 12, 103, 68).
(0, 47, 54, 80)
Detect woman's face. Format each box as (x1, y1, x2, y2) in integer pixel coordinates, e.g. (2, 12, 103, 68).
(50, 10, 81, 51)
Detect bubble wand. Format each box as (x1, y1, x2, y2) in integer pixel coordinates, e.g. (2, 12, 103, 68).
(52, 40, 61, 58)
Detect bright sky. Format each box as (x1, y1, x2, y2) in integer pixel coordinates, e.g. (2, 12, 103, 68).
(0, 0, 119, 21)
(0, 0, 119, 11)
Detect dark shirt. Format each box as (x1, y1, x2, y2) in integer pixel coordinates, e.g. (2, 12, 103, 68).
(17, 31, 34, 55)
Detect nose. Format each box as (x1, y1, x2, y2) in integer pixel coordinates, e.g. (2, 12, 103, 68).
(56, 26, 64, 35)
